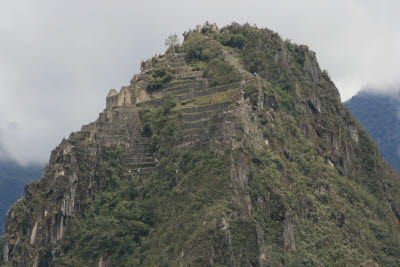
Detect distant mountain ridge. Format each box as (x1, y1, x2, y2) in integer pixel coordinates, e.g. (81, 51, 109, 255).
(345, 90, 400, 174)
(0, 160, 44, 234)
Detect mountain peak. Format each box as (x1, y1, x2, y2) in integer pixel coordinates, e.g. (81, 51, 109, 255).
(1, 23, 400, 266)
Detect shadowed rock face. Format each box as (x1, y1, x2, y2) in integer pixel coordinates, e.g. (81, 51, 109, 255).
(283, 212, 296, 252)
(303, 50, 320, 83)
(1, 23, 400, 266)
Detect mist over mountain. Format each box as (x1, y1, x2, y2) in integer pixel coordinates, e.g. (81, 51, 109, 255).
(2, 1, 400, 166)
(345, 90, 400, 174)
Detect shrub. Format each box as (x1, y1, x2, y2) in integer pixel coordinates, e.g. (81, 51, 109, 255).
(183, 32, 205, 62)
(221, 33, 246, 49)
(147, 66, 175, 93)
(140, 95, 177, 155)
(203, 58, 241, 87)
(244, 83, 259, 106)
(65, 146, 154, 266)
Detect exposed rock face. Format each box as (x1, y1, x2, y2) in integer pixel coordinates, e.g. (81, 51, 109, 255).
(306, 91, 322, 113)
(283, 212, 296, 252)
(1, 23, 400, 266)
(24, 180, 36, 200)
(348, 124, 359, 144)
(1, 240, 8, 263)
(274, 43, 291, 68)
(29, 220, 38, 245)
(263, 94, 278, 110)
(304, 50, 320, 83)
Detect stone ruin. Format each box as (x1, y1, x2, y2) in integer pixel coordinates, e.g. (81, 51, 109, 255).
(106, 86, 132, 108)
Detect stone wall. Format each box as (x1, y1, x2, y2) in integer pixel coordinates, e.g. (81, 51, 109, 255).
(106, 86, 133, 108)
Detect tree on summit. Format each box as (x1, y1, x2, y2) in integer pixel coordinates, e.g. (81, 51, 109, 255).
(165, 34, 179, 53)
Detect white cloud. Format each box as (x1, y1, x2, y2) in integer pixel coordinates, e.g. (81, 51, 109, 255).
(0, 0, 399, 164)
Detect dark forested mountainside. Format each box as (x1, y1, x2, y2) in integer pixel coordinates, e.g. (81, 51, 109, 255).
(1, 23, 400, 266)
(0, 160, 44, 234)
(345, 90, 400, 175)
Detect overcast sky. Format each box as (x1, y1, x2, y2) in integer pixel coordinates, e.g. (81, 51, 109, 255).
(0, 0, 399, 165)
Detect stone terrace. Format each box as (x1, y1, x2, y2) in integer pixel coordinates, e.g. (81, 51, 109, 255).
(134, 53, 249, 152)
(83, 105, 157, 178)
(86, 51, 251, 178)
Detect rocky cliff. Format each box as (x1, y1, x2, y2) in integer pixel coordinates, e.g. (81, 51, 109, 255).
(1, 23, 400, 266)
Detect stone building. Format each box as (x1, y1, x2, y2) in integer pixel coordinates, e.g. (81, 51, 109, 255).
(106, 86, 132, 108)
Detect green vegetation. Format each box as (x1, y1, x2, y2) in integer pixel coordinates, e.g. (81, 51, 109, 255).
(147, 65, 175, 93)
(203, 59, 241, 87)
(194, 89, 238, 106)
(2, 23, 400, 267)
(141, 95, 176, 155)
(138, 150, 231, 265)
(183, 32, 220, 62)
(57, 24, 400, 266)
(164, 34, 179, 53)
(220, 33, 246, 49)
(61, 93, 233, 265)
(248, 114, 400, 265)
(243, 82, 258, 106)
(60, 146, 154, 266)
(183, 32, 241, 87)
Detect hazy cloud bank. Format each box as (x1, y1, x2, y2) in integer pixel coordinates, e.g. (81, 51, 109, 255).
(0, 0, 399, 164)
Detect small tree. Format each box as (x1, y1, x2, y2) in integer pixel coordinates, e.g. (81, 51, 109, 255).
(164, 34, 179, 53)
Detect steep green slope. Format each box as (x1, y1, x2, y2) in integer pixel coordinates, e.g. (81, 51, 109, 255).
(1, 23, 400, 266)
(0, 160, 43, 234)
(345, 90, 400, 175)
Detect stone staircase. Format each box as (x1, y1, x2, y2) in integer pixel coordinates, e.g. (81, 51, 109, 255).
(122, 136, 156, 177)
(93, 106, 156, 178)
(91, 52, 250, 165)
